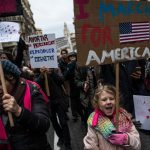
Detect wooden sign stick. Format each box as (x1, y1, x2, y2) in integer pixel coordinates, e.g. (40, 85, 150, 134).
(115, 63, 120, 132)
(0, 61, 14, 127)
(44, 72, 50, 96)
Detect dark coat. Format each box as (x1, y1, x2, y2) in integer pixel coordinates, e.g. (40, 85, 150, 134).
(6, 78, 51, 150)
(74, 66, 95, 108)
(58, 57, 68, 76)
(35, 71, 69, 111)
(64, 61, 80, 98)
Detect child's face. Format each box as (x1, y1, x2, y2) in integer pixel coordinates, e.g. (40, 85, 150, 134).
(98, 90, 115, 116)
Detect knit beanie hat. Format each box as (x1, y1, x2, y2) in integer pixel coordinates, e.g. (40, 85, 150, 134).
(68, 52, 77, 57)
(1, 60, 21, 78)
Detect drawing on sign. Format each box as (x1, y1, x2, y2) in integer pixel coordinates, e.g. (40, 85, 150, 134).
(0, 22, 20, 42)
(133, 95, 150, 130)
(119, 22, 150, 44)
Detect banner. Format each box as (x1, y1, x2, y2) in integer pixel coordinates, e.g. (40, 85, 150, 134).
(74, 0, 150, 66)
(28, 34, 58, 68)
(56, 37, 68, 50)
(0, 21, 20, 42)
(0, 0, 23, 17)
(133, 95, 150, 130)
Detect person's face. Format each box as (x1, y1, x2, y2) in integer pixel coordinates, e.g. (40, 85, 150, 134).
(61, 51, 68, 59)
(98, 90, 115, 116)
(69, 56, 76, 62)
(0, 53, 8, 60)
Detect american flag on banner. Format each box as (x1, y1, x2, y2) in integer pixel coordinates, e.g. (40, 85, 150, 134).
(119, 22, 150, 44)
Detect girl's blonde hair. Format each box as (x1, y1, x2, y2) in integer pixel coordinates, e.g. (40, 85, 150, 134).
(92, 84, 116, 108)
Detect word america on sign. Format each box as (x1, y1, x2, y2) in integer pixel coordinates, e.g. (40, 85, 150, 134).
(86, 47, 150, 65)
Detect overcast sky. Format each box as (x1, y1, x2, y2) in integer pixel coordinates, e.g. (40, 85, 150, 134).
(29, 0, 75, 38)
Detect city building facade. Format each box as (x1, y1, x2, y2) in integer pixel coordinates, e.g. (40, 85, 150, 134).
(0, 0, 36, 65)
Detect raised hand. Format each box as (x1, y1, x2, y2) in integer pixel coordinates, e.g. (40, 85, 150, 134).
(2, 94, 22, 117)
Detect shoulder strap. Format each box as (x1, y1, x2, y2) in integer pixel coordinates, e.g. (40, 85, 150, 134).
(26, 80, 49, 103)
(24, 80, 31, 111)
(24, 80, 49, 112)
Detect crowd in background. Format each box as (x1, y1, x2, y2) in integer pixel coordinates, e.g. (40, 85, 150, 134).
(0, 38, 150, 150)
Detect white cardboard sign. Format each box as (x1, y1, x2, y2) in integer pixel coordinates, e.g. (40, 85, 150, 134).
(28, 34, 58, 68)
(133, 95, 150, 130)
(0, 22, 20, 42)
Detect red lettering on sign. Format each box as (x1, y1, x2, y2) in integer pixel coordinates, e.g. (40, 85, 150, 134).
(91, 27, 102, 47)
(81, 24, 113, 47)
(75, 0, 89, 20)
(103, 27, 113, 45)
(81, 24, 90, 43)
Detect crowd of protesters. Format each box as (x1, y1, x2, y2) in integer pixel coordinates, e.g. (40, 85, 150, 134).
(0, 39, 150, 150)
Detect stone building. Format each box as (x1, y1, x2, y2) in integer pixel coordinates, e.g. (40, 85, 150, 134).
(56, 22, 76, 55)
(0, 0, 76, 64)
(0, 0, 36, 65)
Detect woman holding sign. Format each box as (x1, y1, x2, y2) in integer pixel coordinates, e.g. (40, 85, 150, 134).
(83, 84, 141, 150)
(0, 60, 52, 150)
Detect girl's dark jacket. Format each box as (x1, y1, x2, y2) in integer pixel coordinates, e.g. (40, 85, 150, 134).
(5, 78, 51, 150)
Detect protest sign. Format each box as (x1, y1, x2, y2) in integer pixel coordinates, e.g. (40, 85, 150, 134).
(0, 21, 20, 42)
(0, 0, 23, 17)
(74, 0, 150, 66)
(56, 37, 68, 50)
(28, 34, 58, 68)
(133, 95, 150, 130)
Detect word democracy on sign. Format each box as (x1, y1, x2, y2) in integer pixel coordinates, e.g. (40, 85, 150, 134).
(34, 56, 54, 62)
(33, 41, 54, 48)
(30, 48, 54, 55)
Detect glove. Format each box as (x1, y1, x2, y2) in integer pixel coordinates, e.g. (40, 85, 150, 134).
(132, 119, 142, 129)
(108, 133, 128, 145)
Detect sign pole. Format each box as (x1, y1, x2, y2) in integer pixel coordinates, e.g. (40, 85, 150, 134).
(115, 62, 120, 132)
(0, 61, 14, 127)
(44, 72, 50, 96)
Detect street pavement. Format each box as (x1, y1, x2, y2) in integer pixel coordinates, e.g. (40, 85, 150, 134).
(47, 109, 87, 150)
(139, 130, 150, 150)
(47, 109, 150, 150)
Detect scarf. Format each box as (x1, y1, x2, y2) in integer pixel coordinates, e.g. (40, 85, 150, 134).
(0, 79, 43, 150)
(87, 108, 132, 140)
(0, 115, 12, 150)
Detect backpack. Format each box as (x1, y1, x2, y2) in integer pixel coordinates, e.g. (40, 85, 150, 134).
(24, 80, 49, 111)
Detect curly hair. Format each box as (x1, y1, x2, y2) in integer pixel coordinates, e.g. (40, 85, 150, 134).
(92, 84, 116, 108)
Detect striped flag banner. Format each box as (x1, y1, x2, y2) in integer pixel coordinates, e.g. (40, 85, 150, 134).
(119, 22, 150, 44)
